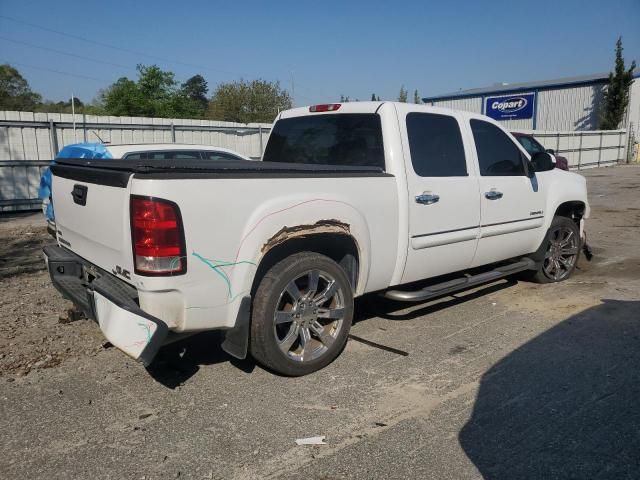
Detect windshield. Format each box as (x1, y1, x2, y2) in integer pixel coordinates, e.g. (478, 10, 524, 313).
(263, 114, 385, 170)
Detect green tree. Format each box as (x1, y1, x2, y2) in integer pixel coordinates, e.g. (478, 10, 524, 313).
(101, 77, 145, 116)
(600, 37, 636, 130)
(101, 64, 201, 118)
(0, 64, 42, 111)
(207, 79, 292, 123)
(398, 85, 408, 103)
(36, 97, 85, 114)
(181, 74, 208, 116)
(413, 89, 421, 104)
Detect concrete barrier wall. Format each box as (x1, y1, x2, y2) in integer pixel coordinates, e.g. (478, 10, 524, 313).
(0, 110, 272, 212)
(524, 129, 627, 169)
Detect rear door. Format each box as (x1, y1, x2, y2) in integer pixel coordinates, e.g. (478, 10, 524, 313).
(468, 119, 545, 266)
(399, 108, 481, 283)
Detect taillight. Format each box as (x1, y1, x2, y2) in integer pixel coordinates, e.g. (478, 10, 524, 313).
(130, 196, 186, 275)
(309, 103, 341, 112)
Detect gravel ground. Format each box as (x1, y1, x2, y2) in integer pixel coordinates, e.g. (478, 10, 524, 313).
(0, 215, 107, 377)
(0, 165, 639, 479)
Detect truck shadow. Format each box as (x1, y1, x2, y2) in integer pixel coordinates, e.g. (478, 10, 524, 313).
(147, 331, 256, 388)
(147, 279, 518, 388)
(459, 299, 640, 479)
(354, 278, 518, 324)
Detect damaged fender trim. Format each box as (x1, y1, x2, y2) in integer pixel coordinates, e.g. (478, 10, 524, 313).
(261, 219, 352, 253)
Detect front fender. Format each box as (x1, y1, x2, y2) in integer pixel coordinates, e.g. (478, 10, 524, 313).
(536, 170, 589, 248)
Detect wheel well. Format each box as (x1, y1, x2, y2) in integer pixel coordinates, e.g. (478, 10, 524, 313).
(554, 201, 585, 224)
(251, 233, 360, 296)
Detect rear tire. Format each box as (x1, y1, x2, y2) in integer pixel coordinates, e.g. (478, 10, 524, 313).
(526, 216, 581, 283)
(250, 252, 353, 376)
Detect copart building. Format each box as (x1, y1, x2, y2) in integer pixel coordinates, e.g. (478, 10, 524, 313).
(422, 72, 640, 139)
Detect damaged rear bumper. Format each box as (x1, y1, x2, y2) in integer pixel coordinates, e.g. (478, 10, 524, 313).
(43, 245, 168, 366)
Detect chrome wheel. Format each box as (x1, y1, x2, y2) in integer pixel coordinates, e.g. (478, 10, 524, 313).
(273, 269, 345, 363)
(543, 225, 579, 281)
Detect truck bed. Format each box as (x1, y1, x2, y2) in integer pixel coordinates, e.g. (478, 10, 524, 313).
(51, 157, 388, 179)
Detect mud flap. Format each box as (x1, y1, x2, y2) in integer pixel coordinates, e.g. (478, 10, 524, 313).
(221, 296, 251, 360)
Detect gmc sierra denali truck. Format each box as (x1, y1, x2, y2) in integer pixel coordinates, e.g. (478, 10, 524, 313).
(44, 102, 589, 376)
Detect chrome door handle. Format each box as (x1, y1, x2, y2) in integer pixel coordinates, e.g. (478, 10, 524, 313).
(415, 192, 440, 205)
(485, 190, 503, 200)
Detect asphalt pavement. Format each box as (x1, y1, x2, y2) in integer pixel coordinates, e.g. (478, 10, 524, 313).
(1, 165, 639, 479)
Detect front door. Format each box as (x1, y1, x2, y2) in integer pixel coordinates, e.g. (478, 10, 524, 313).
(400, 109, 481, 284)
(467, 119, 545, 267)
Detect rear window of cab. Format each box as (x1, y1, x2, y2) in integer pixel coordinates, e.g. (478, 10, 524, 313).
(263, 114, 385, 170)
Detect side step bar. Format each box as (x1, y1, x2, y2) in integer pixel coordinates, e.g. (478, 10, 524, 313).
(384, 258, 536, 302)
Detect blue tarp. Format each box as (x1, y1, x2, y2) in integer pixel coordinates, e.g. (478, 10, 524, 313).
(39, 144, 113, 221)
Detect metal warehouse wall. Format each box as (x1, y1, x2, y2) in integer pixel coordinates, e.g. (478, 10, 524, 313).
(537, 84, 604, 131)
(627, 80, 640, 142)
(429, 83, 606, 132)
(431, 97, 482, 114)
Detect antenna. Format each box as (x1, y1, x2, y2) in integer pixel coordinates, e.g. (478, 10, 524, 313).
(92, 130, 105, 143)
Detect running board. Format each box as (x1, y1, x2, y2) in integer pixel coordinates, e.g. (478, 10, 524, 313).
(383, 258, 536, 302)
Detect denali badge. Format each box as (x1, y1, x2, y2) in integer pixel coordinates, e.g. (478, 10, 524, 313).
(530, 210, 543, 216)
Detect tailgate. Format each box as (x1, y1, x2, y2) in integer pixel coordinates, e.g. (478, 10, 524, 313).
(50, 164, 133, 280)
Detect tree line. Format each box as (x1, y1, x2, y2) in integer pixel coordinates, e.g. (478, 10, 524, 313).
(340, 86, 422, 104)
(0, 63, 293, 124)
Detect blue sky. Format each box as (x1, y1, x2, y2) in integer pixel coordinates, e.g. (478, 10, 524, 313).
(1, 0, 639, 106)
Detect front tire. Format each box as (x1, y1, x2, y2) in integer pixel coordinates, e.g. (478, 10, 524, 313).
(528, 216, 581, 283)
(250, 252, 354, 376)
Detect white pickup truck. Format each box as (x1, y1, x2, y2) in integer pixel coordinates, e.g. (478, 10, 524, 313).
(45, 102, 589, 376)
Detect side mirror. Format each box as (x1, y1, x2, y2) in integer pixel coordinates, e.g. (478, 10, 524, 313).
(531, 151, 555, 172)
(545, 148, 555, 155)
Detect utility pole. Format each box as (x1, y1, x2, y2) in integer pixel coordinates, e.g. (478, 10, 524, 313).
(290, 71, 295, 107)
(71, 93, 77, 142)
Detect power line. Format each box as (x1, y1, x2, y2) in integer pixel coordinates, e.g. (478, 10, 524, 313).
(0, 36, 135, 71)
(2, 59, 107, 83)
(0, 14, 246, 78)
(0, 14, 332, 105)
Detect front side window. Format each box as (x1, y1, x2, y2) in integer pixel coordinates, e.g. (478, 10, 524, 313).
(515, 135, 544, 155)
(471, 120, 525, 176)
(263, 114, 385, 170)
(406, 112, 467, 177)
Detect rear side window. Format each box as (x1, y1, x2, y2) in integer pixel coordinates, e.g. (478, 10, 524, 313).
(147, 151, 202, 160)
(406, 113, 467, 177)
(471, 120, 526, 176)
(263, 114, 385, 170)
(122, 152, 144, 160)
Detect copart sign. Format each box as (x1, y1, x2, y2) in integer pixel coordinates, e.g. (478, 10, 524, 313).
(485, 92, 535, 120)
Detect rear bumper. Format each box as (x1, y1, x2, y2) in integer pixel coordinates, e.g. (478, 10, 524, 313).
(43, 245, 168, 366)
